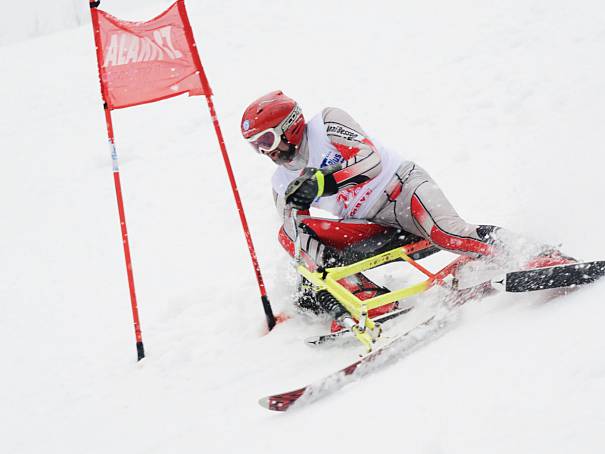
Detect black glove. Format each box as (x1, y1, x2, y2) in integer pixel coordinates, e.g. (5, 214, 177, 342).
(285, 165, 340, 210)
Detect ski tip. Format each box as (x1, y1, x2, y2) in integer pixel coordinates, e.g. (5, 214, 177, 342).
(258, 397, 271, 409)
(258, 395, 297, 411)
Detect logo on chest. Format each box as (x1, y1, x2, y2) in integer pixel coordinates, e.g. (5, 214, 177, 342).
(320, 151, 343, 168)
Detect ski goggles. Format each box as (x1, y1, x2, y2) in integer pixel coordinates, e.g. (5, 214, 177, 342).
(246, 105, 302, 154)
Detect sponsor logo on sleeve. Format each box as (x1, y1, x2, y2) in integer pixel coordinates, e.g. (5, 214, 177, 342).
(325, 122, 365, 142)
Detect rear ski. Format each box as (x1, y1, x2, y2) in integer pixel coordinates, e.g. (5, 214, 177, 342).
(497, 260, 605, 292)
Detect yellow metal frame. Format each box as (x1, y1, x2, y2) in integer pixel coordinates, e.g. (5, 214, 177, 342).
(298, 245, 443, 332)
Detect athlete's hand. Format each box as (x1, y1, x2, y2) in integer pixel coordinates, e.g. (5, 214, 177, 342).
(285, 165, 341, 210)
(285, 168, 320, 210)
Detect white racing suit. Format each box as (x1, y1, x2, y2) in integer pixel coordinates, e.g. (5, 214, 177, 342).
(273, 107, 514, 267)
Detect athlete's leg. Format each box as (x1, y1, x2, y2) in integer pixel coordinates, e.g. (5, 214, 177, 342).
(410, 180, 499, 256)
(369, 163, 569, 269)
(369, 164, 505, 258)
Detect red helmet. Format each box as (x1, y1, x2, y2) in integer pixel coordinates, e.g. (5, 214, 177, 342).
(241, 91, 305, 153)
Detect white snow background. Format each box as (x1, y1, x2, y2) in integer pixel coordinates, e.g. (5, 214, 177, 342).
(1, 1, 605, 453)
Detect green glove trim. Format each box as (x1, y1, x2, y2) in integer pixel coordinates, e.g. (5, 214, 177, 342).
(314, 170, 325, 198)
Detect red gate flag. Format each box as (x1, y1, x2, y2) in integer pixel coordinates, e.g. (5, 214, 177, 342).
(94, 1, 211, 110)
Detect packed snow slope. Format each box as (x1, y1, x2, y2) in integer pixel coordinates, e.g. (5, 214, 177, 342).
(1, 1, 605, 453)
(0, 1, 90, 46)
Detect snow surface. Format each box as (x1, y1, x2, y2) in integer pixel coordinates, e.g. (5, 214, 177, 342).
(1, 1, 605, 453)
(0, 1, 88, 46)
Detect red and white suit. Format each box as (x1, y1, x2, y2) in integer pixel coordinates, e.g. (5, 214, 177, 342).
(273, 107, 503, 265)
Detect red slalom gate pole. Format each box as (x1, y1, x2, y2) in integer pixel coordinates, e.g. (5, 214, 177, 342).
(204, 94, 276, 332)
(176, 1, 277, 331)
(89, 1, 145, 360)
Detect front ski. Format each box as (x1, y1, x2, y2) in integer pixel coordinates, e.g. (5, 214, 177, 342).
(304, 306, 414, 346)
(500, 260, 605, 292)
(259, 280, 502, 412)
(259, 311, 452, 412)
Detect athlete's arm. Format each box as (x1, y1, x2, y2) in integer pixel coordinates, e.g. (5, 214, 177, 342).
(321, 107, 382, 191)
(284, 108, 383, 209)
